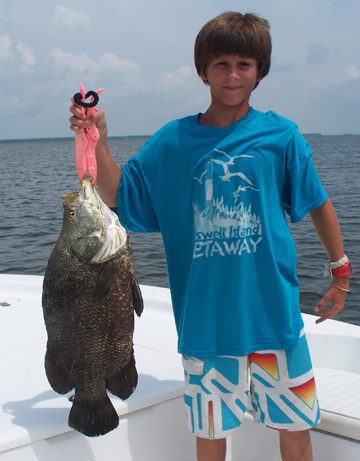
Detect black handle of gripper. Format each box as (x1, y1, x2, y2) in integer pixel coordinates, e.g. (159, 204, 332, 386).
(73, 90, 99, 108)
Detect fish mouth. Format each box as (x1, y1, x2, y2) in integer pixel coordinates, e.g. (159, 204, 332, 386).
(61, 178, 93, 206)
(61, 190, 80, 205)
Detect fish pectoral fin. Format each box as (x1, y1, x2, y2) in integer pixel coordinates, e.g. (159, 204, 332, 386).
(131, 278, 144, 317)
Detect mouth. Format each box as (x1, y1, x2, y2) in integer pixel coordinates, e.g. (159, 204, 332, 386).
(223, 86, 242, 91)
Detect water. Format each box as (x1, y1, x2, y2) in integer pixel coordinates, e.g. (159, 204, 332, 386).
(0, 135, 359, 325)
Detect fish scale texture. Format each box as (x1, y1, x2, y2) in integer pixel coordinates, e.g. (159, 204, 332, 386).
(42, 196, 143, 437)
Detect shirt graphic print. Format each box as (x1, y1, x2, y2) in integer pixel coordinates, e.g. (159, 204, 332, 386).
(193, 148, 263, 260)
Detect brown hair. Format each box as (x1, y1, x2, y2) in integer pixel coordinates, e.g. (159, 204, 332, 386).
(194, 12, 272, 86)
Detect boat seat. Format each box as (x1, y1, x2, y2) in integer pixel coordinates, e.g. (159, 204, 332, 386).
(313, 367, 360, 442)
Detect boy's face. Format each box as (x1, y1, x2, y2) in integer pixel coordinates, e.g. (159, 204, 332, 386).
(200, 54, 259, 110)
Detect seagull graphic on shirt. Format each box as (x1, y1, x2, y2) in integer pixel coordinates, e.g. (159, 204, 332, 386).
(232, 184, 259, 202)
(211, 158, 254, 184)
(193, 169, 209, 184)
(214, 148, 254, 165)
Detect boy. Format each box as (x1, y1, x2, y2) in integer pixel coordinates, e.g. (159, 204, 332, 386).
(70, 12, 351, 461)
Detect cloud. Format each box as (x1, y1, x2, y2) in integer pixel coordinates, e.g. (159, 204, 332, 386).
(99, 52, 140, 77)
(16, 42, 36, 66)
(0, 33, 12, 60)
(271, 57, 292, 73)
(160, 65, 196, 91)
(51, 49, 93, 73)
(53, 5, 89, 27)
(344, 65, 360, 80)
(0, 33, 36, 68)
(51, 49, 141, 87)
(307, 44, 330, 65)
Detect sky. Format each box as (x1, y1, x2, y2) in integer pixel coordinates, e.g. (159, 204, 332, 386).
(0, 0, 359, 139)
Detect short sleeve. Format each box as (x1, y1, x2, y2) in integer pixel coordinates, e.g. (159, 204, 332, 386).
(283, 130, 328, 223)
(117, 153, 160, 233)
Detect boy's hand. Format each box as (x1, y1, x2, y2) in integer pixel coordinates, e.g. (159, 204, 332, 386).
(69, 99, 108, 141)
(314, 278, 349, 324)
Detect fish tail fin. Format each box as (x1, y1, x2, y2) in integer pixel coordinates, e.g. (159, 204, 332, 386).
(132, 278, 144, 317)
(68, 393, 119, 437)
(107, 355, 138, 400)
(45, 349, 73, 394)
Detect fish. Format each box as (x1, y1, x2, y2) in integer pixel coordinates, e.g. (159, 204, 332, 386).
(42, 178, 143, 437)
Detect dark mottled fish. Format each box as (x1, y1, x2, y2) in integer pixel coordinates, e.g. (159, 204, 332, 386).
(42, 178, 143, 436)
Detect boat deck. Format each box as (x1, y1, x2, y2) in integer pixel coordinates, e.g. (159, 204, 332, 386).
(1, 274, 359, 460)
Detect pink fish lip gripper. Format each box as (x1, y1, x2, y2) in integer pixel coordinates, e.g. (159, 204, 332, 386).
(73, 82, 104, 185)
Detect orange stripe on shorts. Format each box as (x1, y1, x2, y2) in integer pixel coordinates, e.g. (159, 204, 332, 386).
(208, 401, 214, 439)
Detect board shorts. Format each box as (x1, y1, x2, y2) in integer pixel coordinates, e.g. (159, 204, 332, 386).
(182, 329, 320, 439)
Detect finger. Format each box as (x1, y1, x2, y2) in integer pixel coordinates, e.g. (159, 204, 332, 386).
(69, 114, 84, 125)
(315, 308, 343, 323)
(315, 304, 343, 323)
(314, 290, 342, 312)
(316, 310, 336, 324)
(316, 315, 332, 324)
(70, 124, 84, 133)
(69, 106, 87, 122)
(69, 122, 84, 133)
(69, 104, 86, 121)
(315, 287, 346, 313)
(314, 294, 330, 312)
(315, 302, 343, 315)
(69, 115, 86, 132)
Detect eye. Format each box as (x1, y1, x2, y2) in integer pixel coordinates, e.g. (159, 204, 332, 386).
(239, 60, 255, 69)
(69, 210, 76, 218)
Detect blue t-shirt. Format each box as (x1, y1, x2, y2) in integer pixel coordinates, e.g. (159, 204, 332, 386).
(117, 108, 328, 357)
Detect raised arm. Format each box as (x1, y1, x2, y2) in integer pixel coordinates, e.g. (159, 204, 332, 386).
(94, 136, 121, 208)
(309, 198, 350, 323)
(69, 102, 120, 208)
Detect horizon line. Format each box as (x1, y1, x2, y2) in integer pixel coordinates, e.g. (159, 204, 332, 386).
(0, 134, 152, 143)
(1, 132, 360, 143)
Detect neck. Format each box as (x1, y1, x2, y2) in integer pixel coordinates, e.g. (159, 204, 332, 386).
(199, 102, 251, 127)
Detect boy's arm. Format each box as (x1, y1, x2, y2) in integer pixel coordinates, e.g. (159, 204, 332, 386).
(70, 103, 121, 208)
(309, 198, 350, 324)
(95, 138, 121, 208)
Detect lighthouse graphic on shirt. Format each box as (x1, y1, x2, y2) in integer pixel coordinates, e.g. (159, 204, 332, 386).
(192, 148, 263, 259)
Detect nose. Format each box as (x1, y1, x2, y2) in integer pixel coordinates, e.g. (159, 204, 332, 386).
(227, 65, 240, 80)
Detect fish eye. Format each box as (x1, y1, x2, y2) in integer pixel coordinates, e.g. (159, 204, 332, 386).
(69, 210, 76, 218)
